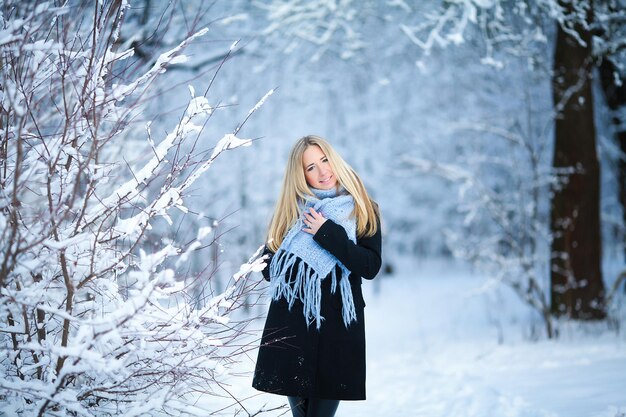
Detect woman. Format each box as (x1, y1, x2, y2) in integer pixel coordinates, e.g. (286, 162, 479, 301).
(252, 135, 382, 417)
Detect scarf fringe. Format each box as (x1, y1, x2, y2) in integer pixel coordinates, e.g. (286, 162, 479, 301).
(270, 248, 357, 329)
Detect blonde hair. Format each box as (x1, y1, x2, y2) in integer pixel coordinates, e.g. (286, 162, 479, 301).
(267, 135, 379, 252)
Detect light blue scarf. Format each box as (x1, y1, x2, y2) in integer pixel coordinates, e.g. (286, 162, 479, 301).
(269, 187, 357, 329)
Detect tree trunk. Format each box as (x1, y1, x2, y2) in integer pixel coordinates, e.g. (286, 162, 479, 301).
(598, 58, 626, 260)
(550, 1, 606, 319)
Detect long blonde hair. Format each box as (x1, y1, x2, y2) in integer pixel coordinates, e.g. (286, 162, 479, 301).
(267, 135, 379, 252)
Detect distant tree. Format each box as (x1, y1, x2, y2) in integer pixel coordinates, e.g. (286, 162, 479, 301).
(398, 0, 620, 319)
(397, 0, 625, 322)
(550, 1, 604, 319)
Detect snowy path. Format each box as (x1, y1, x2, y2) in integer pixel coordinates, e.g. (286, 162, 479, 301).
(340, 262, 626, 417)
(203, 260, 626, 417)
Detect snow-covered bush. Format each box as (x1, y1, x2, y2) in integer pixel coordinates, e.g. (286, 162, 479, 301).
(0, 2, 268, 415)
(404, 66, 558, 338)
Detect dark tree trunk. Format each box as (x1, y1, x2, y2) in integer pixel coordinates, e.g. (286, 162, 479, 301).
(598, 58, 626, 260)
(550, 2, 606, 319)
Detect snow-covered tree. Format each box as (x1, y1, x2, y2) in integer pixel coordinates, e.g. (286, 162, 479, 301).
(398, 0, 621, 320)
(404, 72, 558, 336)
(0, 2, 269, 415)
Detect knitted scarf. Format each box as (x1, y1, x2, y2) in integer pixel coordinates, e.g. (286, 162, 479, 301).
(269, 187, 357, 329)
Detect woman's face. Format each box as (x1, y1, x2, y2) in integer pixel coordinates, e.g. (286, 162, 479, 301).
(302, 145, 337, 190)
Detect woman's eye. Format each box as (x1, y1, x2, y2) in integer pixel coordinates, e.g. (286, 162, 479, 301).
(322, 158, 328, 163)
(307, 166, 315, 172)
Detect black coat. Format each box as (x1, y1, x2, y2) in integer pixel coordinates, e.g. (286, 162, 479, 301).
(252, 219, 382, 400)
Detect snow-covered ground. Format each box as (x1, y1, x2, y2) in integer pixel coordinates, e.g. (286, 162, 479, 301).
(202, 259, 626, 417)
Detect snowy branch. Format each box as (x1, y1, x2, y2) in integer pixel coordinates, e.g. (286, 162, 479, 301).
(0, 3, 268, 415)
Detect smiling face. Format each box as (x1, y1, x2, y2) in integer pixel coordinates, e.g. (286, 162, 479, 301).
(302, 144, 337, 190)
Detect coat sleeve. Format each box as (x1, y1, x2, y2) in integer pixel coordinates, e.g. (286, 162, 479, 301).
(312, 218, 382, 280)
(260, 245, 274, 282)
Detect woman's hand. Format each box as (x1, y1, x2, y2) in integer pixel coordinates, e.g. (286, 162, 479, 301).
(302, 207, 327, 235)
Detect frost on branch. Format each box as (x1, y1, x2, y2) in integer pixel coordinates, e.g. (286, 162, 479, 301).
(0, 3, 267, 416)
(395, 0, 625, 71)
(256, 0, 366, 60)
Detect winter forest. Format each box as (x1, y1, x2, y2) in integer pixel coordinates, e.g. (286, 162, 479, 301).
(1, 0, 626, 416)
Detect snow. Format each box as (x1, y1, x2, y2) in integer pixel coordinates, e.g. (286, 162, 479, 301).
(196, 226, 214, 240)
(196, 259, 626, 416)
(111, 27, 208, 102)
(246, 88, 276, 118)
(210, 134, 253, 160)
(232, 245, 268, 281)
(346, 262, 626, 417)
(219, 13, 249, 26)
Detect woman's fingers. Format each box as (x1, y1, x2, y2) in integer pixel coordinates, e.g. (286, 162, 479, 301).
(307, 207, 324, 219)
(303, 210, 315, 224)
(302, 208, 327, 235)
